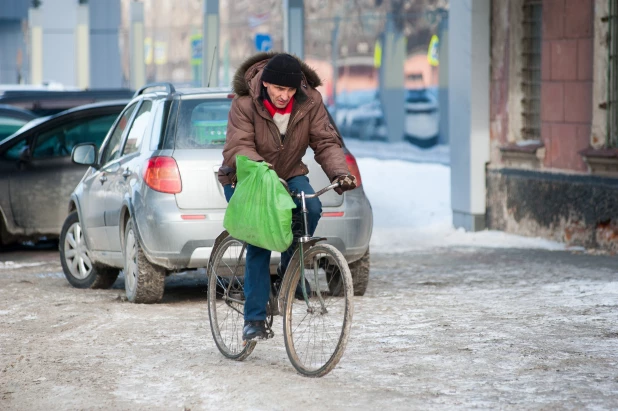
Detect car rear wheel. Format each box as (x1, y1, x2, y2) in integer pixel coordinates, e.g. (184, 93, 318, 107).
(348, 248, 370, 296)
(123, 219, 165, 304)
(60, 211, 119, 289)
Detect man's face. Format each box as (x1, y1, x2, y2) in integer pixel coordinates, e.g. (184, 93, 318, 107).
(263, 82, 297, 108)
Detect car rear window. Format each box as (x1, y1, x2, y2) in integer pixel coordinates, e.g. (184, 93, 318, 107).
(174, 98, 232, 149)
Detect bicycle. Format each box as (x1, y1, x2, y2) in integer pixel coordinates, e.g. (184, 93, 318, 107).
(206, 181, 354, 378)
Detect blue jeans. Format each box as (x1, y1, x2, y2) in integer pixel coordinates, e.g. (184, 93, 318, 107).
(223, 175, 322, 321)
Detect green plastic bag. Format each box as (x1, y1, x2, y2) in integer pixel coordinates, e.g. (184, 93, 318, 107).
(223, 155, 296, 252)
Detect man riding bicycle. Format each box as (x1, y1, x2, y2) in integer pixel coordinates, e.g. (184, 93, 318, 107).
(218, 52, 357, 341)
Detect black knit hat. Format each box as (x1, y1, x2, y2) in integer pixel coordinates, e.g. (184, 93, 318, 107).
(261, 54, 303, 89)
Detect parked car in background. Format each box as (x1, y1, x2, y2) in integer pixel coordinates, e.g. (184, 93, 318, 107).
(0, 100, 129, 246)
(0, 88, 134, 117)
(329, 89, 387, 141)
(0, 104, 37, 140)
(404, 87, 440, 148)
(329, 89, 378, 126)
(328, 87, 441, 147)
(61, 83, 373, 303)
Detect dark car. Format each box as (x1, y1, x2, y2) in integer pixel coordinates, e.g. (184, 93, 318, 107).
(0, 104, 37, 140)
(0, 100, 129, 246)
(0, 88, 135, 117)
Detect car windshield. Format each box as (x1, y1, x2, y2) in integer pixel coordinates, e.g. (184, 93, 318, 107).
(174, 98, 232, 149)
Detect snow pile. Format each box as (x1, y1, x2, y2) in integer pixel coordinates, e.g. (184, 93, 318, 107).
(349, 142, 566, 252)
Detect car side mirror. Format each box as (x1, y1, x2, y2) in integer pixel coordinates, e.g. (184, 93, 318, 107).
(72, 143, 98, 167)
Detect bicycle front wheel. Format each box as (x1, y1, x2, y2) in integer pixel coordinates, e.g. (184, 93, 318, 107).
(207, 235, 256, 360)
(282, 243, 353, 377)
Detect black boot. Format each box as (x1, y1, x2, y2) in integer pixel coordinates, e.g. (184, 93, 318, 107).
(243, 320, 267, 341)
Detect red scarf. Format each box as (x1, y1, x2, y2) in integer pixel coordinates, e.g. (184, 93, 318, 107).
(263, 98, 294, 135)
(263, 98, 293, 117)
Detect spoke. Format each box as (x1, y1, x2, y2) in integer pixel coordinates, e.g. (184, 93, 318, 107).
(71, 255, 79, 272)
(66, 232, 77, 249)
(64, 248, 77, 258)
(82, 253, 92, 270)
(78, 258, 88, 277)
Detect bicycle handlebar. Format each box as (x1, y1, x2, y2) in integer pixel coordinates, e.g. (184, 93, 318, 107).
(278, 178, 341, 199)
(304, 182, 340, 198)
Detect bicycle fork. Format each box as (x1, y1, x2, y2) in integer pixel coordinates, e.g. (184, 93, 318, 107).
(298, 191, 328, 314)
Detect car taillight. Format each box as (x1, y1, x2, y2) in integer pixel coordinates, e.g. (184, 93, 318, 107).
(143, 156, 182, 194)
(345, 152, 362, 187)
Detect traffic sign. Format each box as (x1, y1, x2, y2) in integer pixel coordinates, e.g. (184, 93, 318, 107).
(427, 34, 439, 66)
(190, 34, 203, 66)
(255, 33, 273, 52)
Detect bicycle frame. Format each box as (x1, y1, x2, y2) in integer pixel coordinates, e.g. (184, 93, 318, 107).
(217, 181, 342, 314)
(289, 181, 340, 310)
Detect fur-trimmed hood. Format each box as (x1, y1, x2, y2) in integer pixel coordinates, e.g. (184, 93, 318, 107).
(232, 52, 322, 97)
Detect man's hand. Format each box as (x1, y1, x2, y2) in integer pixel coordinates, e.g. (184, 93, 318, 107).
(261, 161, 274, 170)
(332, 174, 357, 195)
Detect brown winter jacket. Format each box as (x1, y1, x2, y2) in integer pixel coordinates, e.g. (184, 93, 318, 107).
(217, 52, 349, 186)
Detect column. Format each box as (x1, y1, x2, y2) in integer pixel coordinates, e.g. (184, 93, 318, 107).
(89, 0, 123, 88)
(29, 6, 43, 84)
(379, 15, 405, 143)
(283, 0, 304, 59)
(130, 1, 146, 90)
(448, 0, 491, 231)
(202, 0, 219, 87)
(76, 2, 89, 89)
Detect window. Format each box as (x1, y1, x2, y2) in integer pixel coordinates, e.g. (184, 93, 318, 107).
(149, 102, 166, 151)
(1, 137, 29, 161)
(123, 100, 153, 155)
(31, 114, 120, 159)
(81, 114, 121, 147)
(32, 127, 71, 158)
(521, 0, 543, 141)
(101, 103, 137, 165)
(174, 99, 232, 149)
(608, 0, 618, 147)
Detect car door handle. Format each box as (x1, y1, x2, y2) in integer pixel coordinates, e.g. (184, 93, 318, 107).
(99, 174, 108, 184)
(122, 168, 131, 178)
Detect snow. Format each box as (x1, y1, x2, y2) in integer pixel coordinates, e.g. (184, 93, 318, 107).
(346, 139, 450, 165)
(0, 261, 46, 269)
(348, 140, 568, 252)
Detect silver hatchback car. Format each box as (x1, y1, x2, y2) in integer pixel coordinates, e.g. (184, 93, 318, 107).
(61, 83, 373, 303)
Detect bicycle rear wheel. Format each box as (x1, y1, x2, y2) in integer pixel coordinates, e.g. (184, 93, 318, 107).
(282, 243, 353, 377)
(207, 235, 256, 360)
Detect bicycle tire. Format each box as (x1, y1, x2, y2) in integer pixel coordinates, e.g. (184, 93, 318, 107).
(207, 235, 256, 360)
(282, 243, 353, 377)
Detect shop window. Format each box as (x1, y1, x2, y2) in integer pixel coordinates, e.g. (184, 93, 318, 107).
(521, 0, 543, 141)
(607, 0, 618, 147)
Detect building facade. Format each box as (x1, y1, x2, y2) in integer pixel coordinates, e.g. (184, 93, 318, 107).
(0, 0, 29, 84)
(488, 0, 618, 251)
(0, 0, 123, 88)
